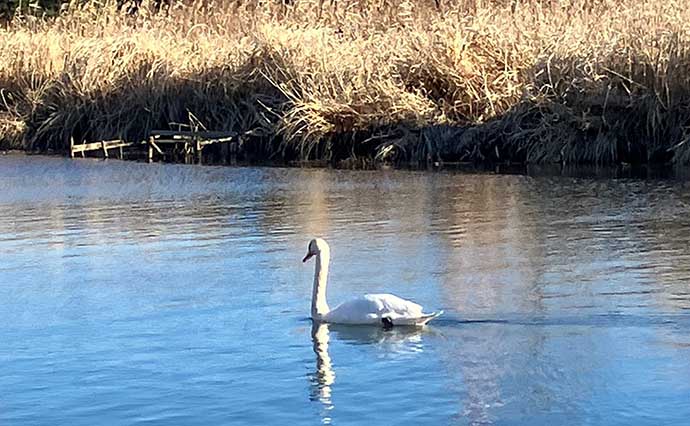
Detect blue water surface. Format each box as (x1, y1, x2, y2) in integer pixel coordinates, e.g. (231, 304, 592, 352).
(1, 156, 689, 425)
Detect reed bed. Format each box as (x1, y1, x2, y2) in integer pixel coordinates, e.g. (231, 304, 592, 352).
(1, 0, 690, 165)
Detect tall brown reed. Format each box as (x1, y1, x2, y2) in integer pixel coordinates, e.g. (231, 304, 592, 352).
(1, 0, 689, 165)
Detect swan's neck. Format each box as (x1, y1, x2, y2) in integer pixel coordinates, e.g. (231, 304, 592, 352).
(312, 248, 331, 320)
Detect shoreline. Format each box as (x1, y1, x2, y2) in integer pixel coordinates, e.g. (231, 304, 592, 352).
(2, 1, 690, 167)
(6, 150, 690, 182)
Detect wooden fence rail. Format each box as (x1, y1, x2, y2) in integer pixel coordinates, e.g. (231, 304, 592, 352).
(69, 130, 239, 164)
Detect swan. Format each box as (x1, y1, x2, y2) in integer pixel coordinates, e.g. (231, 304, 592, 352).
(302, 238, 443, 327)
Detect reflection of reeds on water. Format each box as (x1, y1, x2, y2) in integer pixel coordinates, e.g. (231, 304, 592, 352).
(2, 1, 690, 165)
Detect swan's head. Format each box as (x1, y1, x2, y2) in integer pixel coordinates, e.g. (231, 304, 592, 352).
(303, 238, 329, 262)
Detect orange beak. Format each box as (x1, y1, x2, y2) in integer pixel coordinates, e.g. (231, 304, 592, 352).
(302, 253, 314, 262)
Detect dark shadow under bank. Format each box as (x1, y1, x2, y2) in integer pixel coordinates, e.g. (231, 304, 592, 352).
(6, 151, 690, 182)
(4, 96, 690, 168)
(6, 97, 690, 169)
(305, 97, 690, 168)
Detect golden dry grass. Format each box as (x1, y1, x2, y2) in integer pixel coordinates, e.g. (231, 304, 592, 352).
(1, 0, 690, 164)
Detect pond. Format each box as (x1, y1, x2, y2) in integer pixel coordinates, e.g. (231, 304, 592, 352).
(1, 155, 689, 425)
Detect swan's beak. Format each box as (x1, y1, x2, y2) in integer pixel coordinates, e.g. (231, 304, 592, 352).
(303, 253, 314, 262)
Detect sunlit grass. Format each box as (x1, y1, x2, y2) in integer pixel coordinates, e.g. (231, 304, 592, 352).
(1, 0, 689, 164)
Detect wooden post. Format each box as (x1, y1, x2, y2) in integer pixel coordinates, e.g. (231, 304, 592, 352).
(148, 137, 154, 163)
(195, 137, 202, 164)
(118, 146, 124, 159)
(101, 141, 109, 159)
(69, 137, 75, 158)
(220, 139, 229, 165)
(230, 138, 238, 165)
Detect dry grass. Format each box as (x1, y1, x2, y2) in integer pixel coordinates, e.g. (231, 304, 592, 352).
(1, 0, 690, 164)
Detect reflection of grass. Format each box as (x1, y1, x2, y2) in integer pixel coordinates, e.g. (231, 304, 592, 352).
(1, 0, 689, 165)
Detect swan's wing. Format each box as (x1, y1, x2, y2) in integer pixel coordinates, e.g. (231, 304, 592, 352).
(365, 294, 443, 325)
(363, 293, 425, 319)
(326, 294, 440, 325)
(326, 297, 382, 324)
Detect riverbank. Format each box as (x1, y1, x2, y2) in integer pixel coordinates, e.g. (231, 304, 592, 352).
(1, 0, 689, 166)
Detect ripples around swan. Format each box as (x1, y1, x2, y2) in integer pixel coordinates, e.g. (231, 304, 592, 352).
(1, 155, 690, 425)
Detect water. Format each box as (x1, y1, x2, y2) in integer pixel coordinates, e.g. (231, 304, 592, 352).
(1, 155, 690, 425)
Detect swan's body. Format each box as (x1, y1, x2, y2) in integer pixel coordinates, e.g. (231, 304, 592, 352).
(323, 294, 441, 325)
(303, 238, 443, 327)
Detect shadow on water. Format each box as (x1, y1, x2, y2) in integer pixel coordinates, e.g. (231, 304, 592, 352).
(438, 313, 690, 328)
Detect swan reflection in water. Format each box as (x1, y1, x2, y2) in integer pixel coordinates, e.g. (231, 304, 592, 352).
(308, 322, 429, 424)
(309, 322, 336, 419)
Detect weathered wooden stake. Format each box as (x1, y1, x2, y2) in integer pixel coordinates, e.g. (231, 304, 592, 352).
(148, 137, 154, 163)
(220, 139, 229, 165)
(101, 141, 109, 159)
(230, 138, 238, 165)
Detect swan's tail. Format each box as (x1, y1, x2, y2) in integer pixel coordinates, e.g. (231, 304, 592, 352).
(416, 310, 444, 326)
(390, 310, 444, 327)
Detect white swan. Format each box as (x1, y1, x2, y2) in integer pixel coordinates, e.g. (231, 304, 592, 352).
(303, 238, 443, 326)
